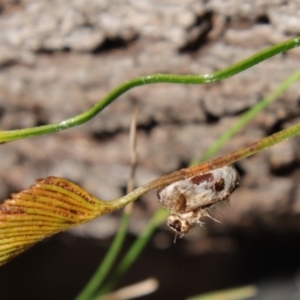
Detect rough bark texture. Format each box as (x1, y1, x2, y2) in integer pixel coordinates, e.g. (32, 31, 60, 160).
(1, 1, 300, 299)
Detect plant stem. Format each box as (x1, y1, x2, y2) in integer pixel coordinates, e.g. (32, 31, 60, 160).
(75, 212, 131, 300)
(0, 36, 299, 143)
(95, 209, 169, 298)
(120, 120, 300, 203)
(193, 67, 300, 164)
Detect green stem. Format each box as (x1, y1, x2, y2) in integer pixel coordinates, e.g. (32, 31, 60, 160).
(209, 121, 300, 168)
(193, 67, 300, 164)
(1, 36, 299, 143)
(118, 117, 300, 203)
(95, 209, 169, 298)
(75, 212, 131, 300)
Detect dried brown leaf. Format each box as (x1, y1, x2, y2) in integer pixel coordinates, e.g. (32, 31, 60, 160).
(0, 177, 115, 266)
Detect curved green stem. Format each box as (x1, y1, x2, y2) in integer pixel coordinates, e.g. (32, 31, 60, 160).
(192, 67, 300, 165)
(1, 36, 300, 143)
(117, 114, 300, 203)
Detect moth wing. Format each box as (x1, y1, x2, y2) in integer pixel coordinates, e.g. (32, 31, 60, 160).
(182, 184, 218, 211)
(157, 184, 187, 212)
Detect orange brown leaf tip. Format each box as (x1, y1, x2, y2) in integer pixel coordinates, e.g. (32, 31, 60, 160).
(0, 177, 115, 266)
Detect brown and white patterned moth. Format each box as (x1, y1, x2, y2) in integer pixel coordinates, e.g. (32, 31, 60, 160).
(157, 165, 240, 236)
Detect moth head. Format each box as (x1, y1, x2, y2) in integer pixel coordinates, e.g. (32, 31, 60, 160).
(166, 214, 192, 236)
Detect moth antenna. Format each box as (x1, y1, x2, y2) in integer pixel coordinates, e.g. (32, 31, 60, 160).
(203, 209, 222, 224)
(208, 202, 227, 220)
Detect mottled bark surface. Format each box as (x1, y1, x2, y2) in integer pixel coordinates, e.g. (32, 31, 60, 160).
(1, 1, 300, 299)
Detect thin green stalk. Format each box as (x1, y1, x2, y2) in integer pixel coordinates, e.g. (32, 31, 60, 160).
(120, 116, 300, 202)
(193, 67, 300, 164)
(0, 36, 299, 143)
(209, 121, 300, 168)
(95, 209, 169, 298)
(75, 212, 130, 300)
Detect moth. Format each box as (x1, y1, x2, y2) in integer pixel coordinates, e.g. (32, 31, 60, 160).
(157, 165, 240, 237)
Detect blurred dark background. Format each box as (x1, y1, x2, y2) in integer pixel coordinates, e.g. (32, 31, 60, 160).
(1, 0, 300, 299)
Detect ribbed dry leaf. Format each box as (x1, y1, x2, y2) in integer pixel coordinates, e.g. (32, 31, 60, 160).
(0, 177, 116, 266)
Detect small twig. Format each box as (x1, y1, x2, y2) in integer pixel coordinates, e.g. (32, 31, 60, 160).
(99, 277, 158, 300)
(125, 109, 138, 214)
